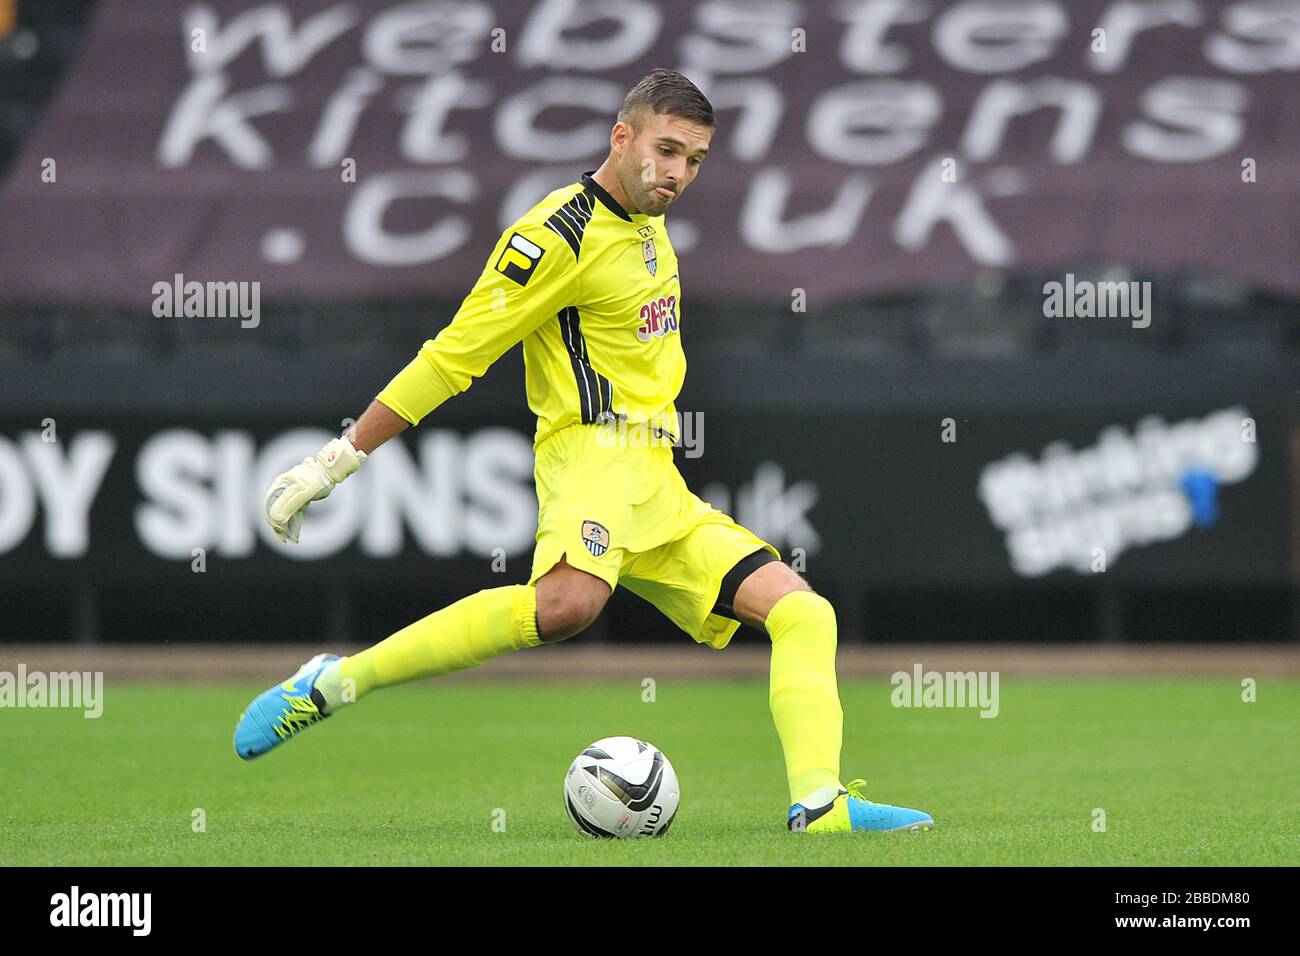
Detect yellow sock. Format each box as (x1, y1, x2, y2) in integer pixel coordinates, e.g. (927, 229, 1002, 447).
(336, 584, 541, 700)
(767, 590, 844, 805)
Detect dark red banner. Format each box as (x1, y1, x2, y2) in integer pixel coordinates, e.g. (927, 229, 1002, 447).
(0, 0, 1296, 307)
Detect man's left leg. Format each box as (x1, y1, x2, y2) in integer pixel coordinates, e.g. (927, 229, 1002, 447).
(726, 557, 844, 810)
(623, 506, 934, 832)
(725, 556, 934, 832)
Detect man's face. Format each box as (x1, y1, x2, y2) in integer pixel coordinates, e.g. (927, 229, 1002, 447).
(615, 108, 712, 216)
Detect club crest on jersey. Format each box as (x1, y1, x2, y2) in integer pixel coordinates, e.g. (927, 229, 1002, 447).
(642, 238, 657, 276)
(581, 520, 610, 557)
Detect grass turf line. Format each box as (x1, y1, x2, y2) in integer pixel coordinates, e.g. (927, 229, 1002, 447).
(0, 679, 1295, 866)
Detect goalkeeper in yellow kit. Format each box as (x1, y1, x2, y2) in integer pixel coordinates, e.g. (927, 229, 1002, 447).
(234, 69, 933, 834)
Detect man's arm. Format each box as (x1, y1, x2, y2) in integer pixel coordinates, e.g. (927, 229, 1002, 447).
(372, 223, 577, 427)
(264, 219, 577, 543)
(346, 399, 409, 456)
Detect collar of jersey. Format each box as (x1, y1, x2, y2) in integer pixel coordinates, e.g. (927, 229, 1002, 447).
(581, 170, 647, 223)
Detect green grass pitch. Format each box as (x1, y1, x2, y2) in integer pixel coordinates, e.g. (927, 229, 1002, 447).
(1, 678, 1296, 866)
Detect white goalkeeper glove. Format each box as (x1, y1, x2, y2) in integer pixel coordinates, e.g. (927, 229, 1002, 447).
(263, 436, 367, 544)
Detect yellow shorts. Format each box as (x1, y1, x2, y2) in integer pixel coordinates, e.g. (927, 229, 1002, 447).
(528, 423, 779, 649)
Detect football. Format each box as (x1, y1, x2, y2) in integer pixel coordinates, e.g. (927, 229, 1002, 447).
(563, 736, 680, 838)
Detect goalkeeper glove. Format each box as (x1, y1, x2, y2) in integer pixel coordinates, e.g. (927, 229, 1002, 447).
(263, 436, 367, 544)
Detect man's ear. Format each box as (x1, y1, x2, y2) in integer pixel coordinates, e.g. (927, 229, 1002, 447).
(610, 119, 634, 155)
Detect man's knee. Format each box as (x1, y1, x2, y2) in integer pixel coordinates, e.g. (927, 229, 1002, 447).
(732, 560, 816, 630)
(766, 590, 838, 655)
(535, 559, 610, 642)
(537, 586, 607, 642)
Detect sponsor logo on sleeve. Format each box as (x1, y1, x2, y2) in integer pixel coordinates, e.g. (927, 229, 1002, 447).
(495, 232, 545, 286)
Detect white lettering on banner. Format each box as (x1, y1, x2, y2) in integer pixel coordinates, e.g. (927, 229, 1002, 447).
(362, 429, 463, 557)
(961, 79, 1103, 164)
(807, 81, 942, 165)
(309, 66, 385, 166)
(519, 0, 661, 71)
(837, 0, 931, 75)
(739, 169, 873, 254)
(679, 0, 802, 74)
(136, 429, 217, 559)
(343, 169, 477, 266)
(498, 166, 591, 230)
(157, 74, 292, 168)
(1089, 0, 1202, 74)
(182, 3, 357, 76)
(399, 72, 493, 164)
(493, 78, 625, 161)
(702, 79, 784, 161)
(894, 161, 1019, 265)
(147, 0, 1269, 271)
(358, 428, 535, 558)
(215, 431, 256, 556)
(1123, 77, 1249, 163)
(977, 407, 1259, 577)
(701, 462, 821, 556)
(1205, 2, 1300, 73)
(0, 426, 533, 561)
(934, 0, 1069, 73)
(0, 432, 115, 557)
(363, 1, 491, 75)
(128, 427, 537, 561)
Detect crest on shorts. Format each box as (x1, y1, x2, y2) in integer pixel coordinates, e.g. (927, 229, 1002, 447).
(642, 238, 657, 276)
(581, 520, 610, 557)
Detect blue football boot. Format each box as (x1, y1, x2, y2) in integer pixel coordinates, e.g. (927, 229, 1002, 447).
(233, 653, 339, 760)
(788, 779, 934, 832)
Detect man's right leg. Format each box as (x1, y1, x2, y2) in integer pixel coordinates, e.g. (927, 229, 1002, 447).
(325, 557, 608, 704)
(233, 557, 609, 759)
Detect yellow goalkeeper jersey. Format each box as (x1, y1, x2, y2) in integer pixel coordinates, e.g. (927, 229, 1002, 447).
(377, 170, 685, 447)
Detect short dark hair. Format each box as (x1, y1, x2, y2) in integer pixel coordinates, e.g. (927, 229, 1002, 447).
(618, 68, 715, 130)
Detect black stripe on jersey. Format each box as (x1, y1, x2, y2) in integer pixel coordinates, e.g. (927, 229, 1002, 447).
(559, 306, 594, 421)
(545, 214, 580, 258)
(575, 307, 613, 422)
(558, 306, 613, 424)
(580, 317, 613, 423)
(544, 190, 594, 260)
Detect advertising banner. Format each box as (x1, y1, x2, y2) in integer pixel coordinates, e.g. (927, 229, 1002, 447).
(1, 0, 1296, 306)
